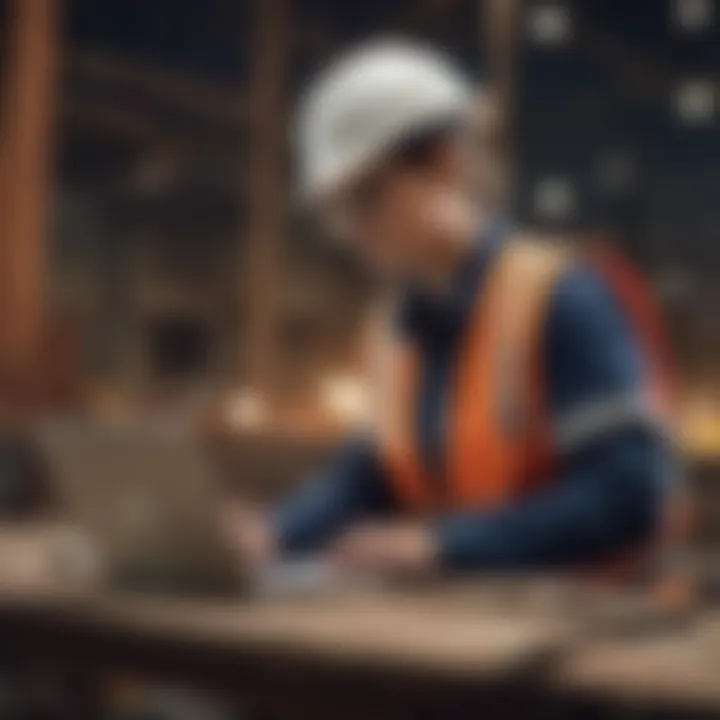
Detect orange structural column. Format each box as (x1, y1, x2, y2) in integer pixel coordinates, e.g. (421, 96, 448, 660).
(0, 0, 59, 403)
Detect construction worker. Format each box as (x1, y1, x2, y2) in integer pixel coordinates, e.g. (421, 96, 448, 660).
(225, 40, 679, 580)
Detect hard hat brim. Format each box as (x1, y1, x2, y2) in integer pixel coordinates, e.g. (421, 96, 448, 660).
(297, 101, 472, 209)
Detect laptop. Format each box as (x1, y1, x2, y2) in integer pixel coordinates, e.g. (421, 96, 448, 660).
(35, 419, 245, 597)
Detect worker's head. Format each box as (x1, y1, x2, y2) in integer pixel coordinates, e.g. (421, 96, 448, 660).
(296, 41, 497, 280)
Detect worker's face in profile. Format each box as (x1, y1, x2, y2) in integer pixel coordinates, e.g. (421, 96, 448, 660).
(325, 135, 471, 279)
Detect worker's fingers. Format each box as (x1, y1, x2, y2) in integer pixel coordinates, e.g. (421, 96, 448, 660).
(218, 501, 275, 568)
(332, 525, 388, 570)
(332, 522, 437, 576)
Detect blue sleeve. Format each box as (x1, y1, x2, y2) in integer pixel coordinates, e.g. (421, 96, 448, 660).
(273, 438, 394, 555)
(437, 267, 670, 570)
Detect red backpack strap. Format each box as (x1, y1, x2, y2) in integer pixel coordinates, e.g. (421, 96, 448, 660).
(582, 242, 690, 586)
(584, 242, 676, 413)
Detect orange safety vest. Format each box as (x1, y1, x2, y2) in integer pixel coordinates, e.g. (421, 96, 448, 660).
(377, 236, 677, 525)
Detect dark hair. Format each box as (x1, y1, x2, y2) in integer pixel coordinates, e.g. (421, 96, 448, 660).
(390, 120, 462, 167)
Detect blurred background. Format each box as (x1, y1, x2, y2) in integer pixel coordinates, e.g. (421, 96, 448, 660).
(0, 0, 719, 718)
(2, 0, 720, 445)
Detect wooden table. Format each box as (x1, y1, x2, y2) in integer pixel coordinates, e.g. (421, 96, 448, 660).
(0, 581, 575, 719)
(3, 579, 720, 718)
(553, 612, 720, 719)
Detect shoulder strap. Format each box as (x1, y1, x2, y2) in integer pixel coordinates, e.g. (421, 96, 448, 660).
(487, 235, 572, 438)
(447, 234, 572, 507)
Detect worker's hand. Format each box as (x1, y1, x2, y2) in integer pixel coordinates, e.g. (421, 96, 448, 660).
(333, 521, 438, 577)
(219, 500, 276, 571)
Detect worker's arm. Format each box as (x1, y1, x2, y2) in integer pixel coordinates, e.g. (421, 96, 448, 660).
(264, 299, 401, 559)
(273, 437, 395, 555)
(436, 267, 673, 570)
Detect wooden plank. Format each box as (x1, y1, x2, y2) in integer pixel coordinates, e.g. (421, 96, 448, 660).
(553, 613, 720, 710)
(0, 580, 573, 681)
(89, 593, 572, 678)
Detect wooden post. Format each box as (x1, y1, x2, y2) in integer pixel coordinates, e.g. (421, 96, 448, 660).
(0, 0, 59, 401)
(481, 0, 521, 204)
(240, 0, 288, 396)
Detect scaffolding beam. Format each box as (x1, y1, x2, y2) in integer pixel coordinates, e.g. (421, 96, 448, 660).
(240, 0, 288, 396)
(481, 0, 521, 204)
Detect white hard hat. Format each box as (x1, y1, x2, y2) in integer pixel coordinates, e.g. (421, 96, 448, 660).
(296, 39, 474, 204)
